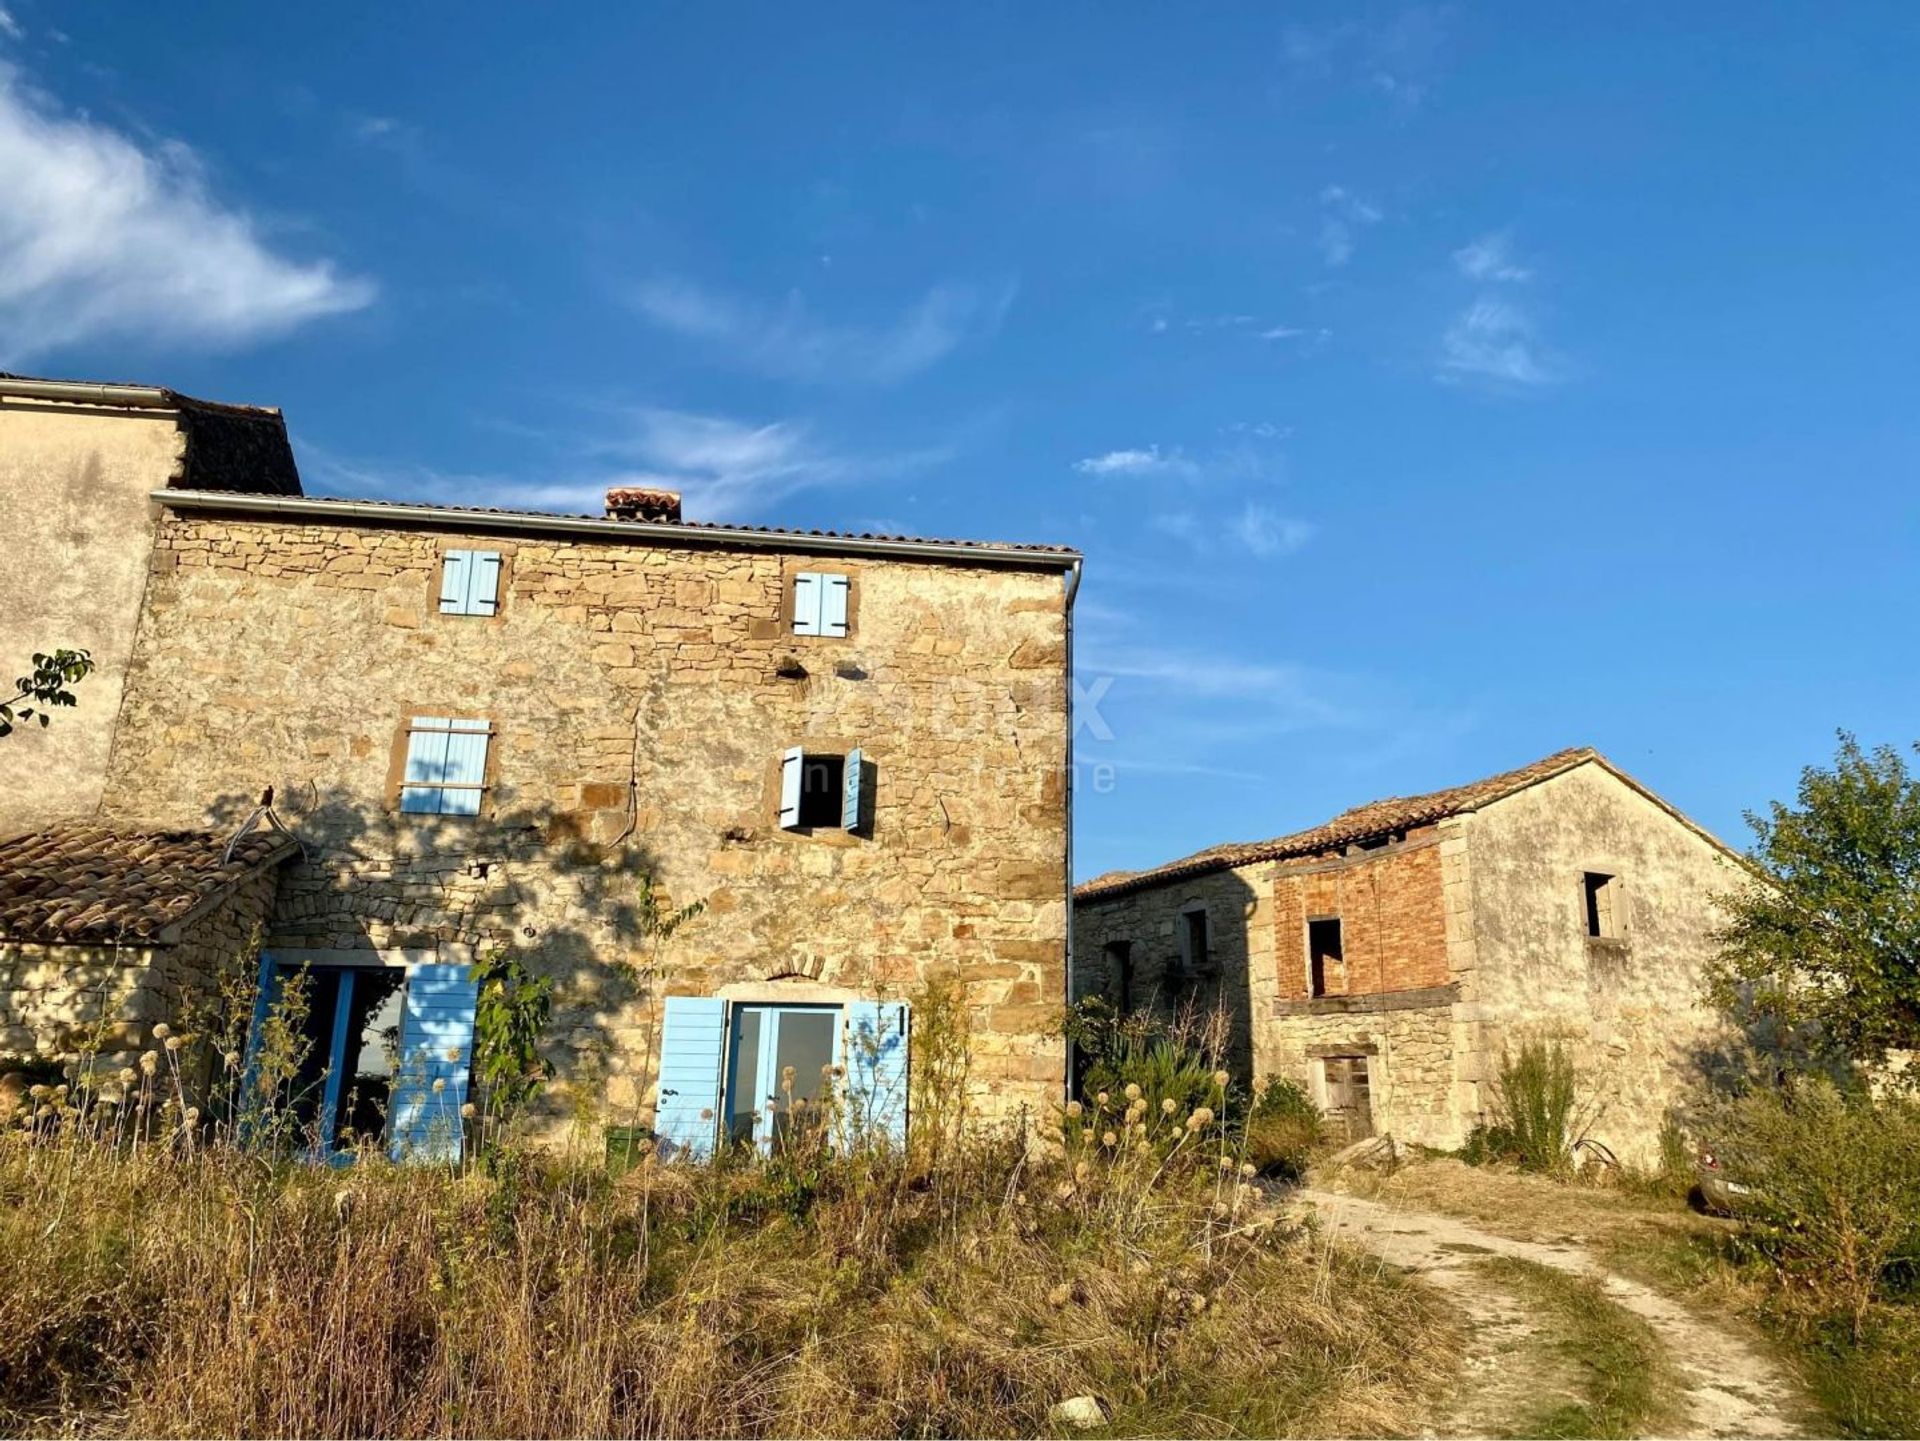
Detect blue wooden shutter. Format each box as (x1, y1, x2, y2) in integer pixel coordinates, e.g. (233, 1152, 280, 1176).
(778, 746, 803, 829)
(655, 995, 728, 1159)
(468, 552, 502, 616)
(792, 573, 822, 635)
(842, 747, 865, 832)
(821, 574, 850, 637)
(400, 721, 452, 813)
(842, 1000, 910, 1145)
(439, 551, 472, 613)
(237, 949, 282, 1133)
(440, 720, 490, 816)
(388, 963, 478, 1163)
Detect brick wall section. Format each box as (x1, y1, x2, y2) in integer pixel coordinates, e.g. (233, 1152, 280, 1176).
(102, 514, 1071, 1130)
(1271, 828, 1451, 1001)
(0, 865, 278, 1094)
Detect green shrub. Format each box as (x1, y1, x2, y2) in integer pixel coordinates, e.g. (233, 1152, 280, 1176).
(1700, 1078, 1920, 1336)
(1484, 1039, 1596, 1175)
(1243, 1076, 1322, 1181)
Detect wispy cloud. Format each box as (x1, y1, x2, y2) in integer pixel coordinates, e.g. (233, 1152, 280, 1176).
(626, 274, 1016, 385)
(0, 7, 22, 40)
(1453, 230, 1532, 283)
(1318, 184, 1383, 267)
(1439, 297, 1556, 387)
(0, 64, 372, 361)
(1074, 445, 1200, 479)
(306, 407, 930, 525)
(1283, 7, 1448, 110)
(1235, 502, 1315, 557)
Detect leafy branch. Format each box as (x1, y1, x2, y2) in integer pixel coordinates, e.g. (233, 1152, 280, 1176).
(0, 649, 95, 738)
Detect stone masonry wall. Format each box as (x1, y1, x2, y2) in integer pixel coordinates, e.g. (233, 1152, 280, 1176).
(1261, 1001, 1457, 1150)
(102, 513, 1071, 1134)
(1071, 862, 1270, 1078)
(1461, 763, 1741, 1167)
(0, 865, 280, 1099)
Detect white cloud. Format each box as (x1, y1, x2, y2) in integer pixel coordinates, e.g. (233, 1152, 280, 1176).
(627, 274, 1015, 385)
(1440, 297, 1557, 387)
(0, 8, 22, 40)
(1453, 231, 1532, 283)
(1317, 185, 1382, 268)
(1074, 444, 1199, 479)
(0, 64, 373, 361)
(1235, 502, 1314, 557)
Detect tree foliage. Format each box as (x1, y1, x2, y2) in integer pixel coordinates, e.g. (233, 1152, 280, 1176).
(0, 649, 94, 738)
(1710, 732, 1920, 1075)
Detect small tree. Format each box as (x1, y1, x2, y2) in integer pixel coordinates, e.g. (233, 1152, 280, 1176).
(1709, 733, 1920, 1078)
(0, 649, 94, 738)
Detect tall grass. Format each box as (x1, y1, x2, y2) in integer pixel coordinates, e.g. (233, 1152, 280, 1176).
(0, 1002, 1454, 1438)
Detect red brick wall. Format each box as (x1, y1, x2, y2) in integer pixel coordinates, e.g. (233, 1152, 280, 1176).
(1272, 832, 1450, 999)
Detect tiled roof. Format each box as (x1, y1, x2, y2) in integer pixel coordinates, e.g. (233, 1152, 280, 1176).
(163, 490, 1082, 559)
(0, 825, 298, 944)
(1077, 748, 1613, 900)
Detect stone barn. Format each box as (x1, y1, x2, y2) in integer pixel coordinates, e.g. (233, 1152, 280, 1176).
(1073, 749, 1744, 1165)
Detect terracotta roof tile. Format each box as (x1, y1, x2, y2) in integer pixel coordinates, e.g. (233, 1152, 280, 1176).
(0, 825, 298, 944)
(1076, 748, 1605, 901)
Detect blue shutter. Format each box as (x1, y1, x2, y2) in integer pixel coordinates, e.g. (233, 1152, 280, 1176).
(792, 573, 822, 635)
(439, 551, 472, 613)
(388, 963, 478, 1164)
(237, 949, 283, 1133)
(655, 995, 728, 1160)
(440, 721, 490, 817)
(778, 746, 803, 829)
(842, 1000, 910, 1146)
(821, 574, 850, 637)
(842, 747, 865, 832)
(468, 552, 502, 616)
(400, 721, 452, 813)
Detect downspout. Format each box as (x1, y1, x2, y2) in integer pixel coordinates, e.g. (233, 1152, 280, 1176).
(0, 378, 174, 409)
(1062, 557, 1083, 1103)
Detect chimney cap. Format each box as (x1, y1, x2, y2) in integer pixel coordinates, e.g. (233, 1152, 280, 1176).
(605, 486, 683, 523)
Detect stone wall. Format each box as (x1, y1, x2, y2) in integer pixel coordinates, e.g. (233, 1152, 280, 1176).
(1462, 763, 1741, 1166)
(0, 864, 279, 1097)
(102, 512, 1072, 1132)
(0, 401, 184, 837)
(1262, 998, 1458, 1149)
(1070, 862, 1270, 1077)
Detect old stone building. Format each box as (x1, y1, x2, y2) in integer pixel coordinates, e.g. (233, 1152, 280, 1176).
(1073, 749, 1744, 1165)
(1, 374, 1079, 1157)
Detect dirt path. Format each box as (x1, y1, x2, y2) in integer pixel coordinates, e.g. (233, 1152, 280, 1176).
(1299, 1188, 1810, 1439)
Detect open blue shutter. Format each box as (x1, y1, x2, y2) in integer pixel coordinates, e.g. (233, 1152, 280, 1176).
(439, 551, 471, 613)
(237, 950, 282, 1133)
(842, 1000, 910, 1146)
(400, 722, 451, 813)
(468, 552, 502, 616)
(792, 573, 822, 635)
(655, 995, 727, 1159)
(842, 747, 865, 832)
(778, 747, 803, 829)
(821, 574, 850, 637)
(388, 963, 478, 1163)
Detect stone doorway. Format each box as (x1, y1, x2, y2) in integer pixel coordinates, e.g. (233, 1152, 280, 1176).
(1320, 1054, 1375, 1140)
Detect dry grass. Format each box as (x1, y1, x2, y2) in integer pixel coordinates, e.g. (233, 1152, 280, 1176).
(0, 1123, 1457, 1438)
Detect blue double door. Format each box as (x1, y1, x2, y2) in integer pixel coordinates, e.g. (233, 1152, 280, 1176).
(724, 1003, 841, 1148)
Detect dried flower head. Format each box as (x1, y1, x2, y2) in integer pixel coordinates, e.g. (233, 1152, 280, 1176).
(27, 1084, 47, 1100)
(164, 1036, 184, 1052)
(1213, 1069, 1230, 1089)
(1064, 1099, 1083, 1118)
(1240, 1162, 1258, 1180)
(460, 1102, 477, 1119)
(1218, 1155, 1235, 1170)
(118, 1067, 136, 1085)
(431, 1078, 447, 1094)
(1186, 1106, 1215, 1130)
(1102, 1130, 1118, 1147)
(1081, 1127, 1095, 1145)
(1124, 1083, 1142, 1101)
(139, 1052, 159, 1075)
(224, 1050, 242, 1069)
(445, 1048, 463, 1063)
(1095, 1090, 1110, 1107)
(1074, 1160, 1090, 1182)
(1046, 1281, 1073, 1308)
(182, 1107, 200, 1127)
(1161, 1097, 1178, 1115)
(151, 1023, 171, 1040)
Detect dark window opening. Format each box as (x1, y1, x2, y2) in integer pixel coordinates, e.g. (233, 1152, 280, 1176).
(797, 754, 846, 828)
(1104, 940, 1134, 1014)
(1308, 916, 1343, 998)
(1182, 910, 1210, 974)
(1583, 872, 1619, 939)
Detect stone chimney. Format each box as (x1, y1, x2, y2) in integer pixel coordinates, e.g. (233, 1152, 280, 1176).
(604, 486, 683, 523)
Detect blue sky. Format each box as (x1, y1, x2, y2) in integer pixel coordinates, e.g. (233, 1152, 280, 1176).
(3, 4, 1917, 879)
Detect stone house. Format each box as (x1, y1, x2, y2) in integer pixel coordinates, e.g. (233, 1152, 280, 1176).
(1, 374, 1080, 1158)
(1072, 749, 1744, 1165)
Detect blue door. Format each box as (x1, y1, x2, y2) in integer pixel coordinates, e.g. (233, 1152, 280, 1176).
(723, 1004, 841, 1149)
